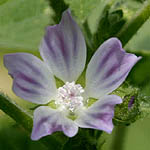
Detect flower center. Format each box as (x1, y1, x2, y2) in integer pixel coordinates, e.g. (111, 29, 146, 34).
(55, 81, 84, 112)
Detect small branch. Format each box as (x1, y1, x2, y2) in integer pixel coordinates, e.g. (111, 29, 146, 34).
(117, 1, 150, 47)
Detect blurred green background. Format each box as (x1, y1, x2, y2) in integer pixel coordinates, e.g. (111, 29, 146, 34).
(0, 0, 150, 149)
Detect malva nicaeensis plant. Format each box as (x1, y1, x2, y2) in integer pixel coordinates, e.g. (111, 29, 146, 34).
(3, 10, 141, 140)
(1, 1, 150, 149)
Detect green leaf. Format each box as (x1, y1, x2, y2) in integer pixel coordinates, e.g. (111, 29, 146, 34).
(88, 0, 150, 50)
(0, 0, 52, 51)
(111, 0, 143, 15)
(46, 0, 68, 23)
(64, 0, 101, 24)
(0, 0, 8, 5)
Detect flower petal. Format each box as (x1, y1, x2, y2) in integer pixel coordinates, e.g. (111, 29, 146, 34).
(31, 106, 78, 140)
(75, 95, 122, 133)
(40, 9, 86, 82)
(85, 38, 141, 98)
(4, 53, 57, 104)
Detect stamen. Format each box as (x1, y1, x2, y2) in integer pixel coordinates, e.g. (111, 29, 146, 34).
(56, 81, 84, 112)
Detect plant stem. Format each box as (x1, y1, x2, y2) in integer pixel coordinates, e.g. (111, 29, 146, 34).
(117, 1, 150, 47)
(0, 93, 67, 149)
(0, 93, 33, 132)
(111, 126, 128, 150)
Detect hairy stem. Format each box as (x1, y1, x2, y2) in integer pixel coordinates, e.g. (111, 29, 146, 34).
(117, 1, 150, 47)
(0, 93, 67, 149)
(0, 93, 33, 132)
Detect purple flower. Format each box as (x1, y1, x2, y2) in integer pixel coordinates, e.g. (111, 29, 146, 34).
(4, 10, 141, 140)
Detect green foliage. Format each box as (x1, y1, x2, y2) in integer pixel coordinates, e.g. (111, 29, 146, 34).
(126, 20, 150, 50)
(117, 1, 150, 46)
(0, 0, 51, 51)
(1, 0, 150, 149)
(0, 0, 8, 5)
(64, 0, 101, 24)
(138, 95, 150, 118)
(0, 93, 33, 132)
(62, 129, 102, 150)
(92, 9, 126, 49)
(112, 0, 143, 13)
(0, 93, 68, 149)
(46, 0, 68, 23)
(127, 50, 150, 96)
(128, 55, 150, 91)
(113, 82, 150, 125)
(133, 0, 146, 3)
(0, 124, 46, 150)
(126, 53, 150, 118)
(112, 84, 140, 125)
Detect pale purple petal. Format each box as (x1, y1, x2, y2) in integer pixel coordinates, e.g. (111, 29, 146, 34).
(40, 9, 86, 82)
(4, 53, 57, 104)
(85, 38, 141, 99)
(75, 95, 122, 133)
(31, 106, 78, 140)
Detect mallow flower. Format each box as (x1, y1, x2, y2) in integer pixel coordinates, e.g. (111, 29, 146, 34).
(4, 10, 141, 140)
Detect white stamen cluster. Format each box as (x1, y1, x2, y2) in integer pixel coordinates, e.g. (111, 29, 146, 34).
(56, 81, 84, 112)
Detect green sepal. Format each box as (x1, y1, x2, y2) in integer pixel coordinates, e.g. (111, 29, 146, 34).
(112, 83, 140, 125)
(113, 82, 150, 126)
